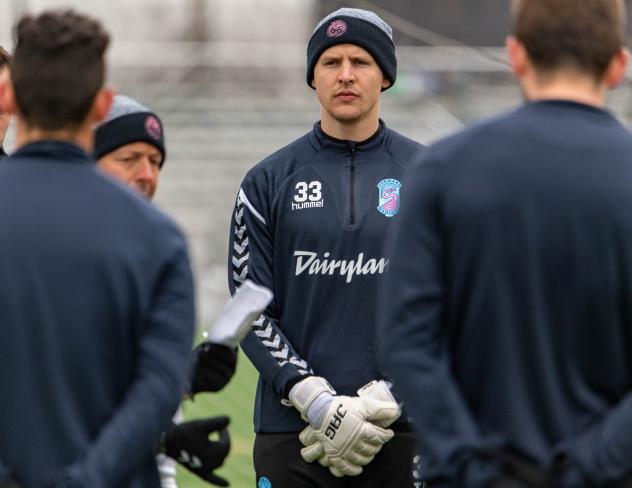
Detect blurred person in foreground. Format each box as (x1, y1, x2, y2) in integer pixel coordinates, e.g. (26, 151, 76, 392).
(0, 45, 11, 157)
(228, 7, 426, 487)
(94, 94, 236, 487)
(0, 10, 195, 488)
(379, 0, 632, 487)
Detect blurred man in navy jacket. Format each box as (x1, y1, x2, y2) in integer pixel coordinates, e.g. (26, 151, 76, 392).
(94, 94, 234, 488)
(0, 10, 195, 488)
(380, 0, 632, 487)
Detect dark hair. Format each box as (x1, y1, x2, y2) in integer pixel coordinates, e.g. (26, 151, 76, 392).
(0, 45, 10, 70)
(511, 0, 625, 80)
(11, 9, 110, 130)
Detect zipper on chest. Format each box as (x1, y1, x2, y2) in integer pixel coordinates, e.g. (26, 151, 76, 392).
(349, 144, 356, 225)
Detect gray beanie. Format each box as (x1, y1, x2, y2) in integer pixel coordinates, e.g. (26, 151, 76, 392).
(307, 8, 396, 90)
(94, 95, 166, 166)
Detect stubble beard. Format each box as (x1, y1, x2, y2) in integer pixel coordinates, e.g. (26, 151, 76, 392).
(326, 99, 375, 126)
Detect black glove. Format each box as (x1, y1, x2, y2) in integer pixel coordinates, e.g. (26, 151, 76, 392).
(189, 342, 237, 395)
(163, 416, 231, 487)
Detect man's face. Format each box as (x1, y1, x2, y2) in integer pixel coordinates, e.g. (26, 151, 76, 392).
(312, 43, 390, 126)
(97, 142, 161, 199)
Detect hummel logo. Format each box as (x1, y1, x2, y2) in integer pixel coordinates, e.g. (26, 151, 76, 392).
(292, 200, 324, 211)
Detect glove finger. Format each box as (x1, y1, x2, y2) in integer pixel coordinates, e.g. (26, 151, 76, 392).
(329, 465, 344, 477)
(299, 426, 317, 446)
(201, 416, 231, 433)
(301, 442, 325, 463)
(362, 424, 394, 445)
(360, 397, 401, 425)
(317, 454, 331, 467)
(205, 472, 230, 487)
(357, 380, 397, 404)
(343, 449, 375, 466)
(351, 434, 386, 454)
(217, 428, 232, 457)
(330, 458, 362, 477)
(352, 439, 383, 457)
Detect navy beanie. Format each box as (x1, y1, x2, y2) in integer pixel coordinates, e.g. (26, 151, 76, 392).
(94, 95, 166, 167)
(307, 8, 396, 91)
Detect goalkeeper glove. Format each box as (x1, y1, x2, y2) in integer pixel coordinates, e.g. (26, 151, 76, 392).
(163, 416, 231, 487)
(189, 342, 237, 395)
(289, 376, 400, 477)
(299, 379, 401, 475)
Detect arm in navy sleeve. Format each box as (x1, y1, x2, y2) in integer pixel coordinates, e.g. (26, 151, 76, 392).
(229, 179, 313, 399)
(560, 395, 632, 485)
(380, 153, 632, 487)
(377, 158, 499, 487)
(59, 230, 196, 487)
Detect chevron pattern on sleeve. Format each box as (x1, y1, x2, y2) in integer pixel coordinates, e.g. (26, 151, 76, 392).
(252, 316, 312, 375)
(231, 190, 312, 376)
(232, 193, 248, 285)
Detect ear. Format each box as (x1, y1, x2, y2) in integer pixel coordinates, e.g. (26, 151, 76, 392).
(0, 75, 18, 116)
(90, 87, 115, 124)
(311, 77, 316, 89)
(604, 48, 628, 89)
(382, 78, 391, 90)
(506, 35, 528, 80)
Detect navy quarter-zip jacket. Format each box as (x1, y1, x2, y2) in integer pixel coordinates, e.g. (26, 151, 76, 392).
(380, 101, 632, 487)
(228, 121, 426, 433)
(0, 142, 195, 488)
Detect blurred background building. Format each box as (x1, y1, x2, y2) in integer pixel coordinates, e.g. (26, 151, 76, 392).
(2, 1, 632, 486)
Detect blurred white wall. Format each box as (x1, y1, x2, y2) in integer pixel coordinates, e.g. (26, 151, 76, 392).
(207, 0, 316, 42)
(0, 0, 316, 44)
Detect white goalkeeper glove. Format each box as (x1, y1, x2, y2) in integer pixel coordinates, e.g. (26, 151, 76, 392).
(299, 379, 401, 475)
(289, 376, 400, 477)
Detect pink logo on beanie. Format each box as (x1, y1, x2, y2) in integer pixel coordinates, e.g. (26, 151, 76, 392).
(327, 20, 347, 37)
(145, 115, 161, 140)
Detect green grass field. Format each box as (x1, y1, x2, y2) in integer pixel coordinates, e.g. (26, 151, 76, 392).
(177, 349, 258, 488)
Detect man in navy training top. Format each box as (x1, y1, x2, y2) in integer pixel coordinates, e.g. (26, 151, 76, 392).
(379, 0, 632, 487)
(94, 94, 236, 488)
(228, 7, 426, 488)
(0, 10, 195, 488)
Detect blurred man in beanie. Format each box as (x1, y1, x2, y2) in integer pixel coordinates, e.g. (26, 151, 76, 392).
(94, 94, 236, 488)
(379, 0, 632, 487)
(0, 10, 194, 488)
(228, 7, 426, 487)
(95, 95, 166, 199)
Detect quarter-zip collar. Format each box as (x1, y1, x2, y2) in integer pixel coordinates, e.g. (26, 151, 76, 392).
(309, 120, 389, 227)
(309, 119, 388, 156)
